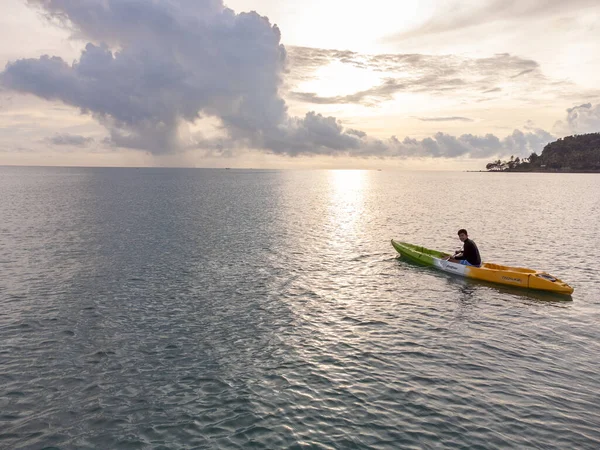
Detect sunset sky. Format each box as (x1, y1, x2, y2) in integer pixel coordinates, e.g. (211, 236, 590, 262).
(1, 0, 599, 169)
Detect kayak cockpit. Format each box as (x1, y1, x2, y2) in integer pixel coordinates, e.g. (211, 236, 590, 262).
(481, 263, 537, 274)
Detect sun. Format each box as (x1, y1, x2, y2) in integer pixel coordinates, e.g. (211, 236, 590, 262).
(295, 60, 384, 99)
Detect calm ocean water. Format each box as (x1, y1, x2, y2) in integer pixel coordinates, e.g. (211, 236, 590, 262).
(1, 166, 599, 449)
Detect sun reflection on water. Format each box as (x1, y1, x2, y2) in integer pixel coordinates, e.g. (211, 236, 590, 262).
(327, 170, 369, 240)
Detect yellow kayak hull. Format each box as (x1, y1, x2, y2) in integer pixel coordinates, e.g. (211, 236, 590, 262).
(465, 262, 573, 295)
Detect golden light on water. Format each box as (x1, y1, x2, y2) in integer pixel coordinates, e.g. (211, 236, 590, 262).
(330, 169, 367, 192)
(327, 170, 368, 239)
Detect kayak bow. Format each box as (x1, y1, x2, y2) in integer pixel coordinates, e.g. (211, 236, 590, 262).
(391, 240, 574, 295)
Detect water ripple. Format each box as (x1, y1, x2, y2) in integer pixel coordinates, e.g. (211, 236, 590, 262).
(0, 168, 599, 448)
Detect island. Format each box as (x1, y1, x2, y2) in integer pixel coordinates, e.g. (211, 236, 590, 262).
(485, 132, 600, 172)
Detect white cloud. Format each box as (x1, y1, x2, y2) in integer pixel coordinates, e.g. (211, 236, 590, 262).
(285, 47, 579, 108)
(385, 0, 600, 42)
(553, 103, 600, 135)
(383, 128, 553, 159)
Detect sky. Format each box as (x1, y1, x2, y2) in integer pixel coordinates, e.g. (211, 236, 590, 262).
(1, 0, 599, 169)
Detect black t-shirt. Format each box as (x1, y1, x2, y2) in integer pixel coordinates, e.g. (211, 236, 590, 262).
(457, 238, 481, 266)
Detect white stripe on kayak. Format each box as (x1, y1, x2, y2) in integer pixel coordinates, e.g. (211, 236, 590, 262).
(433, 258, 468, 276)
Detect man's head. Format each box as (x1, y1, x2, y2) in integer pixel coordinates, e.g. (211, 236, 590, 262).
(458, 229, 468, 242)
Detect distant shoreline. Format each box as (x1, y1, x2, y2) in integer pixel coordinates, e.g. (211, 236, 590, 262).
(483, 132, 600, 173)
(468, 169, 600, 173)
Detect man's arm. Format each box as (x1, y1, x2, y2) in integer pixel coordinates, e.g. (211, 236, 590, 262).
(445, 248, 464, 261)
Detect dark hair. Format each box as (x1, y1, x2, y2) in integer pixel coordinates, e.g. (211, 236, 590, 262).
(457, 229, 468, 236)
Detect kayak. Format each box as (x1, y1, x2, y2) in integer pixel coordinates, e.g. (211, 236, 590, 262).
(391, 240, 574, 295)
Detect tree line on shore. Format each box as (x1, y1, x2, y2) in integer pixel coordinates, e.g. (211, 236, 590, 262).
(486, 132, 600, 172)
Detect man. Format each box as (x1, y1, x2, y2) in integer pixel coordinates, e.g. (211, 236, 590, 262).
(445, 229, 481, 267)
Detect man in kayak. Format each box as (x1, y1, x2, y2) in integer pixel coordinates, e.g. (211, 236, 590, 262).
(445, 229, 481, 267)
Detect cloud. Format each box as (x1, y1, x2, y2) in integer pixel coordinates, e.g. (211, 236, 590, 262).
(287, 47, 546, 106)
(384, 0, 600, 42)
(0, 0, 591, 162)
(45, 133, 95, 146)
(374, 128, 554, 159)
(553, 103, 600, 135)
(1, 0, 396, 157)
(286, 47, 364, 73)
(2, 0, 292, 154)
(418, 117, 474, 122)
(346, 129, 366, 138)
(510, 69, 535, 78)
(501, 128, 555, 156)
(290, 78, 408, 105)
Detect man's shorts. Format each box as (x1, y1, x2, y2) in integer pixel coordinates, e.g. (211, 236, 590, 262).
(460, 260, 480, 267)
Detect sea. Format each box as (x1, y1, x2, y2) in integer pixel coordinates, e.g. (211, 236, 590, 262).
(1, 166, 599, 449)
